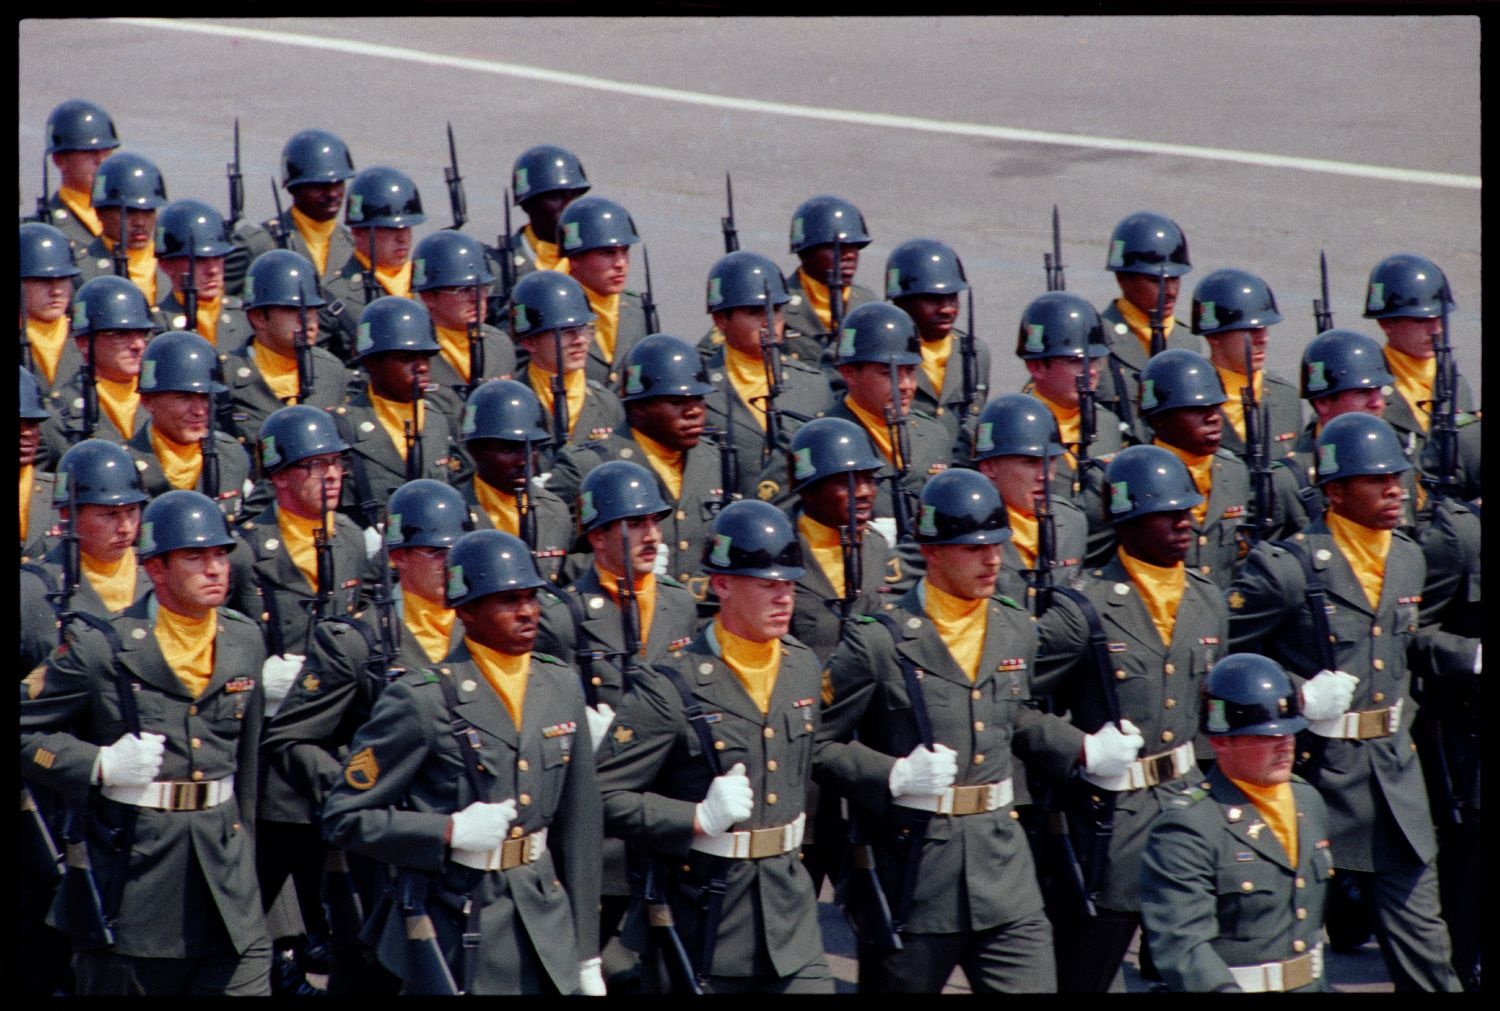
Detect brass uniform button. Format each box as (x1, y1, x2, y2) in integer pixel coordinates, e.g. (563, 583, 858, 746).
(518, 759, 529, 771)
(766, 760, 777, 772)
(676, 509, 686, 520)
(1295, 876, 1305, 888)
(519, 793, 532, 806)
(191, 738, 202, 749)
(1372, 691, 1385, 703)
(1241, 881, 1254, 892)
(1163, 662, 1176, 675)
(679, 540, 690, 551)
(1115, 669, 1127, 681)
(973, 753, 985, 764)
(1371, 625, 1382, 637)
(1164, 698, 1176, 709)
(191, 770, 205, 782)
(1162, 730, 1175, 743)
(974, 721, 985, 732)
(510, 826, 525, 839)
(766, 793, 778, 805)
(763, 727, 775, 739)
(1296, 908, 1308, 920)
(971, 689, 982, 701)
(1372, 659, 1385, 671)
(187, 705, 198, 716)
(714, 740, 726, 750)
(1200, 565, 1212, 576)
(1198, 535, 1208, 546)
(1009, 809, 1020, 820)
(1293, 940, 1307, 953)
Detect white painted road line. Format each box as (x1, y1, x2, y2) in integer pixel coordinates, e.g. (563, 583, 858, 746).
(111, 18, 1480, 192)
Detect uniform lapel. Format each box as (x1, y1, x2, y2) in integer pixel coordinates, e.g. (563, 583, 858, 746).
(447, 645, 520, 749)
(691, 635, 766, 725)
(893, 589, 971, 691)
(115, 606, 194, 699)
(1210, 768, 1294, 870)
(1099, 559, 1168, 655)
(1305, 525, 1374, 618)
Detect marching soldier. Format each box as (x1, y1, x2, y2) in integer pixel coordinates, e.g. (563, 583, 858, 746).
(699, 250, 833, 497)
(35, 99, 120, 255)
(20, 221, 85, 395)
(456, 378, 577, 584)
(1189, 267, 1302, 460)
(503, 144, 591, 275)
(219, 248, 351, 444)
(232, 129, 357, 287)
(321, 529, 606, 995)
(781, 194, 879, 365)
(550, 334, 728, 594)
(150, 200, 251, 350)
(885, 237, 990, 451)
(21, 489, 271, 995)
(1095, 211, 1206, 430)
(124, 330, 253, 524)
(70, 151, 173, 305)
(1034, 444, 1229, 992)
(320, 166, 425, 361)
(1225, 412, 1462, 991)
(556, 194, 651, 387)
(1140, 654, 1333, 993)
(44, 275, 157, 458)
(817, 470, 1142, 992)
(970, 392, 1089, 602)
(20, 367, 60, 564)
(596, 501, 836, 993)
(509, 269, 625, 453)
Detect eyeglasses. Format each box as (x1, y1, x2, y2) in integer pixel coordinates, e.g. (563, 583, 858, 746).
(431, 284, 490, 298)
(556, 325, 594, 344)
(289, 456, 346, 476)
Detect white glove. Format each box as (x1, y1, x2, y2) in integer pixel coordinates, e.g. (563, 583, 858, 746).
(260, 653, 305, 718)
(1083, 719, 1145, 780)
(888, 742, 958, 797)
(578, 956, 606, 996)
(1473, 642, 1481, 675)
(695, 762, 753, 837)
(585, 703, 615, 754)
(652, 542, 671, 577)
(537, 470, 554, 488)
(1301, 669, 1359, 722)
(363, 525, 383, 560)
(449, 799, 518, 852)
(870, 517, 898, 547)
(95, 732, 167, 786)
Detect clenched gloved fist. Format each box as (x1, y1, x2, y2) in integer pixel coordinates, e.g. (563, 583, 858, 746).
(1301, 669, 1358, 722)
(1083, 719, 1145, 780)
(695, 762, 753, 837)
(95, 732, 167, 787)
(449, 798, 519, 852)
(888, 742, 959, 797)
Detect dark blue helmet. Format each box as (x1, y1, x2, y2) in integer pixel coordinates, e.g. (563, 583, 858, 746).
(243, 249, 325, 310)
(70, 275, 154, 336)
(411, 230, 495, 292)
(1137, 349, 1227, 417)
(155, 199, 237, 260)
(45, 99, 120, 154)
(385, 480, 474, 549)
(578, 460, 672, 533)
(445, 529, 546, 606)
(706, 251, 789, 313)
(701, 500, 805, 580)
(885, 238, 969, 299)
(1362, 253, 1454, 320)
(511, 144, 590, 204)
(137, 490, 235, 559)
(258, 404, 349, 475)
(1299, 329, 1395, 400)
(1103, 445, 1204, 524)
(788, 417, 884, 493)
(461, 379, 550, 444)
(914, 468, 1012, 545)
(1105, 211, 1191, 277)
(1313, 413, 1412, 487)
(789, 195, 870, 253)
(90, 152, 167, 210)
(345, 166, 425, 228)
(1016, 292, 1109, 360)
(1202, 654, 1307, 737)
(971, 393, 1067, 462)
(621, 334, 716, 402)
(139, 331, 227, 395)
(509, 270, 596, 338)
(53, 439, 149, 507)
(19, 222, 82, 279)
(1191, 268, 1282, 336)
(352, 297, 440, 362)
(835, 302, 921, 366)
(281, 129, 356, 189)
(558, 195, 640, 256)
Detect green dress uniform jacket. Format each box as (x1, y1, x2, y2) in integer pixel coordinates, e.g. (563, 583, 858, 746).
(21, 541, 153, 624)
(46, 372, 151, 451)
(700, 344, 834, 500)
(913, 328, 991, 456)
(233, 210, 357, 288)
(779, 270, 878, 367)
(25, 332, 85, 397)
(482, 227, 539, 295)
(20, 594, 268, 958)
(1225, 523, 1435, 872)
(150, 292, 253, 354)
(1034, 558, 1228, 912)
(1379, 350, 1473, 464)
(124, 423, 253, 527)
(817, 586, 1087, 937)
(217, 339, 352, 445)
(1002, 496, 1090, 609)
(1095, 302, 1205, 440)
(459, 477, 577, 585)
(21, 468, 59, 563)
(321, 647, 603, 995)
(39, 190, 99, 257)
(585, 290, 650, 389)
(316, 256, 393, 362)
(787, 509, 901, 664)
(1215, 369, 1303, 460)
(327, 391, 458, 528)
(228, 503, 372, 658)
(424, 321, 518, 432)
(512, 363, 626, 453)
(595, 626, 827, 981)
(72, 239, 175, 311)
(1141, 768, 1333, 993)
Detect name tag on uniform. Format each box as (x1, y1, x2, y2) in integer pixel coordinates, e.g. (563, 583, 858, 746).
(1235, 852, 1255, 862)
(1199, 637, 1220, 646)
(542, 722, 577, 738)
(1221, 505, 1245, 519)
(1397, 594, 1422, 605)
(342, 578, 360, 590)
(225, 677, 257, 693)
(793, 697, 816, 708)
(1107, 642, 1128, 653)
(669, 636, 694, 652)
(702, 713, 723, 724)
(996, 658, 1027, 672)
(926, 462, 949, 476)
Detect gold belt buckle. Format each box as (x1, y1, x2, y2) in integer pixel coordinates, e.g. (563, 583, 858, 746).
(950, 785, 987, 816)
(170, 782, 208, 811)
(1280, 952, 1314, 991)
(499, 835, 527, 870)
(747, 826, 783, 859)
(1139, 751, 1173, 788)
(1356, 708, 1391, 739)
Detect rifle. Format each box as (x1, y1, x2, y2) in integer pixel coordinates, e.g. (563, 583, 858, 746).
(549, 328, 568, 452)
(720, 172, 739, 254)
(1423, 291, 1460, 501)
(293, 301, 314, 404)
(1312, 250, 1334, 333)
(20, 281, 35, 372)
(443, 122, 467, 232)
(226, 118, 245, 232)
(181, 239, 200, 333)
(709, 371, 737, 517)
(466, 283, 486, 398)
(36, 151, 50, 223)
(268, 177, 290, 250)
(835, 469, 863, 641)
(828, 236, 846, 339)
(1241, 333, 1274, 544)
(200, 359, 222, 503)
(308, 484, 337, 654)
(47, 476, 82, 633)
(361, 227, 381, 309)
(1072, 368, 1099, 494)
(490, 188, 517, 321)
(1032, 469, 1057, 618)
(757, 278, 786, 470)
(369, 539, 404, 686)
(883, 359, 913, 543)
(404, 372, 424, 481)
(398, 872, 461, 995)
(1148, 265, 1168, 358)
(615, 521, 644, 693)
(111, 203, 129, 280)
(515, 439, 539, 555)
(1044, 204, 1065, 292)
(76, 328, 100, 442)
(957, 286, 979, 422)
(640, 245, 660, 334)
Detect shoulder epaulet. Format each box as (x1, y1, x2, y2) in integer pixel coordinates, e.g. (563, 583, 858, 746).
(1456, 411, 1478, 427)
(585, 378, 610, 393)
(854, 614, 878, 624)
(219, 606, 255, 625)
(420, 669, 442, 684)
(222, 296, 243, 311)
(533, 651, 567, 667)
(995, 594, 1024, 610)
(658, 574, 685, 588)
(1167, 786, 1210, 808)
(909, 407, 938, 422)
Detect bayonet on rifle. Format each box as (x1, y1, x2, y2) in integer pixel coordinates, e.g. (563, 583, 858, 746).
(226, 118, 244, 232)
(443, 122, 467, 232)
(720, 172, 739, 254)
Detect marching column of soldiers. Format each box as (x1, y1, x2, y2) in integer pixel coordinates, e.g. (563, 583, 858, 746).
(18, 97, 1480, 996)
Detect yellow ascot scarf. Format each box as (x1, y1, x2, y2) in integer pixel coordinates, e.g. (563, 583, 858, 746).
(1156, 440, 1213, 526)
(919, 335, 952, 398)
(290, 206, 337, 275)
(1006, 505, 1039, 569)
(633, 429, 684, 500)
(1214, 366, 1264, 444)
(467, 637, 530, 729)
(523, 224, 566, 272)
(149, 426, 204, 491)
(844, 395, 898, 468)
(474, 476, 521, 535)
(250, 340, 301, 402)
(596, 565, 658, 651)
(192, 296, 222, 346)
(1118, 545, 1187, 647)
(96, 375, 140, 440)
(58, 185, 103, 236)
(352, 249, 413, 299)
(369, 387, 425, 463)
(100, 239, 159, 305)
(714, 619, 781, 715)
(1034, 389, 1081, 471)
(578, 284, 620, 366)
(27, 316, 70, 386)
(1384, 346, 1436, 433)
(725, 344, 769, 431)
(923, 579, 988, 683)
(1115, 296, 1177, 356)
(276, 507, 327, 591)
(155, 605, 216, 698)
(435, 324, 473, 384)
(529, 364, 586, 439)
(797, 513, 846, 596)
(1229, 778, 1298, 865)
(20, 464, 35, 543)
(1325, 509, 1390, 611)
(82, 550, 138, 613)
(403, 588, 456, 664)
(796, 268, 850, 332)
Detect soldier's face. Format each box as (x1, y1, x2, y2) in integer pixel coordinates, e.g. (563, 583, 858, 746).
(1149, 405, 1222, 457)
(419, 284, 488, 331)
(146, 545, 232, 618)
(97, 208, 156, 251)
(522, 325, 591, 374)
(1204, 327, 1269, 375)
(520, 190, 582, 243)
(273, 453, 343, 519)
(1116, 510, 1194, 567)
(160, 254, 226, 302)
(460, 588, 541, 656)
(69, 502, 142, 563)
(713, 304, 785, 356)
(1026, 356, 1097, 408)
(1116, 272, 1180, 319)
(841, 362, 915, 418)
(356, 227, 412, 270)
(20, 419, 42, 467)
(142, 390, 211, 443)
(468, 438, 536, 491)
(798, 244, 859, 288)
(920, 542, 1002, 601)
(290, 181, 345, 222)
(80, 328, 150, 382)
(51, 147, 113, 192)
(24, 277, 73, 323)
(627, 395, 706, 452)
(587, 515, 663, 579)
(976, 455, 1053, 518)
(364, 350, 432, 402)
(712, 574, 795, 642)
(390, 545, 448, 603)
(1377, 316, 1440, 360)
(568, 247, 630, 296)
(895, 293, 960, 342)
(249, 306, 319, 354)
(801, 469, 877, 529)
(1324, 473, 1405, 530)
(1311, 387, 1386, 425)
(1210, 732, 1295, 787)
